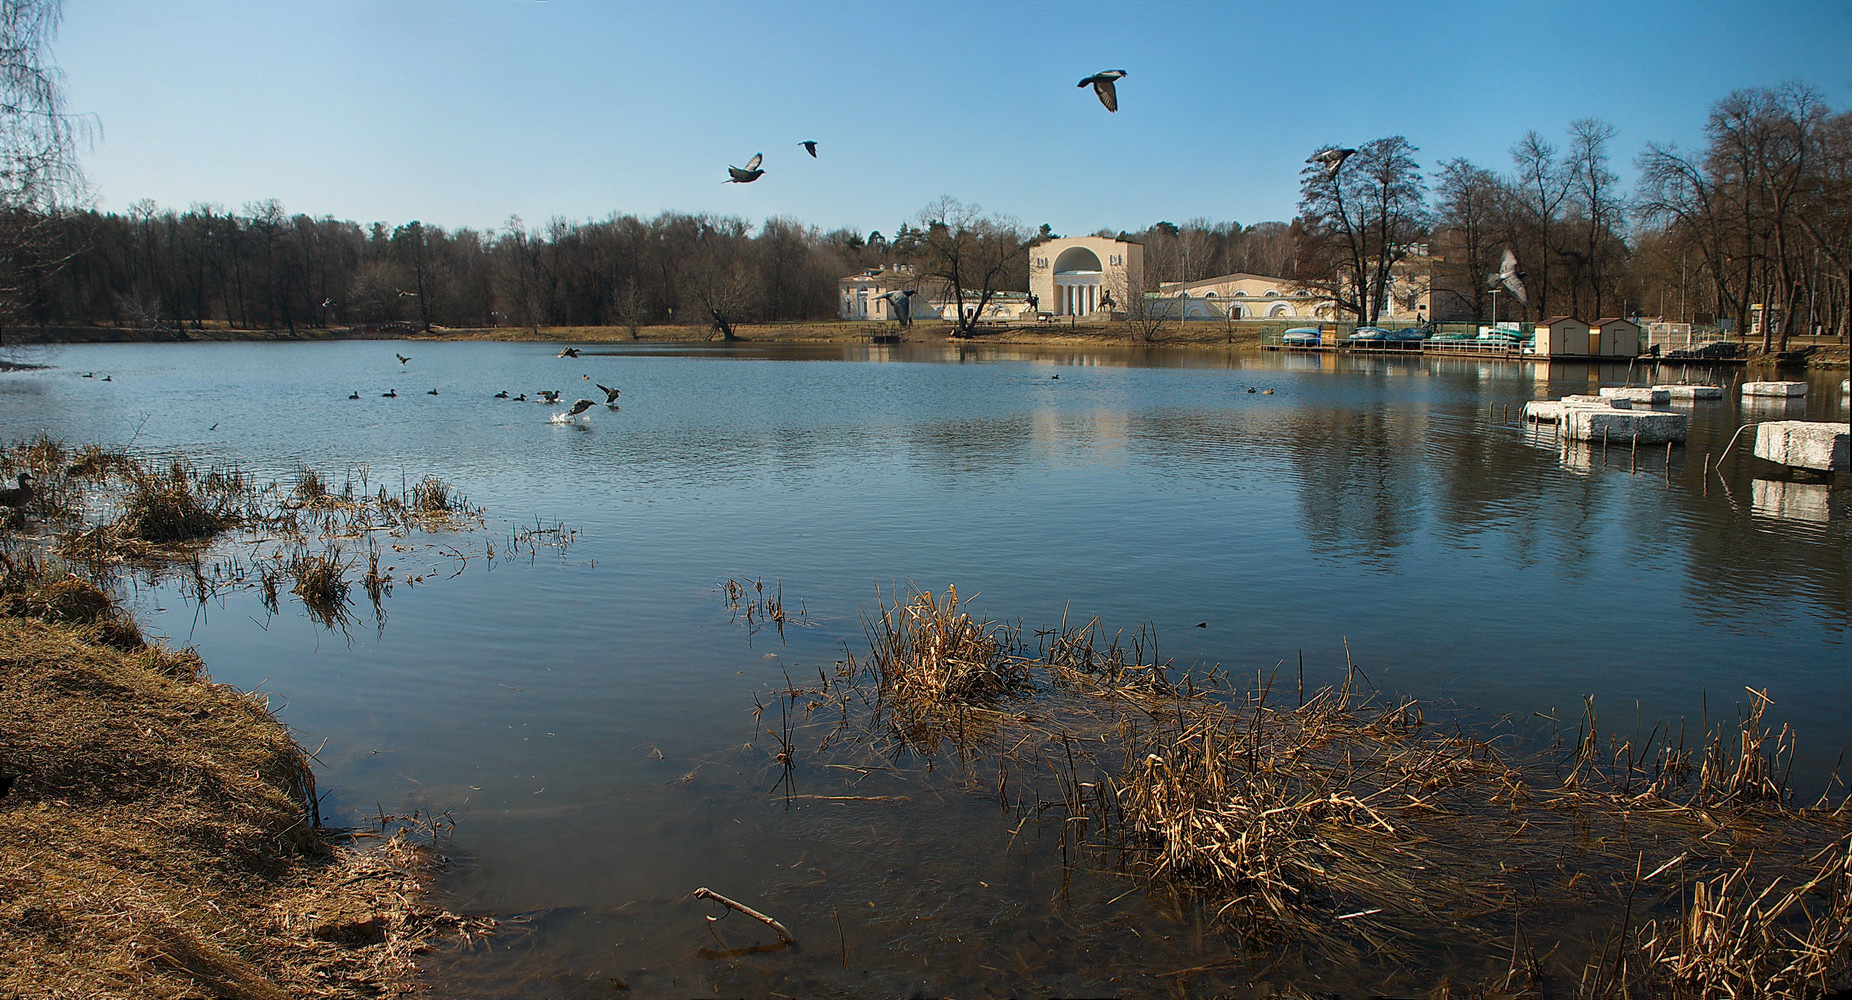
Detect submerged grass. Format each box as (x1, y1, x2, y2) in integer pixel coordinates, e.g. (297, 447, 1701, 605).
(3, 436, 497, 632)
(777, 585, 1852, 997)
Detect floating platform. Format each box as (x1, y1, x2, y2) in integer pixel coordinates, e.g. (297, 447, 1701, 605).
(1599, 386, 1669, 405)
(1742, 381, 1807, 397)
(1753, 421, 1849, 472)
(1563, 408, 1688, 444)
(1653, 383, 1723, 400)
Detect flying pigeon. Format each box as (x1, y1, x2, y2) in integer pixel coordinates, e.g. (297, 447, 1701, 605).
(726, 153, 765, 183)
(881, 289, 916, 327)
(1078, 70, 1126, 112)
(1490, 248, 1529, 305)
(1308, 147, 1357, 177)
(799, 140, 818, 157)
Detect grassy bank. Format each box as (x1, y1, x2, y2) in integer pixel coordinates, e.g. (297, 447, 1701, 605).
(0, 559, 488, 999)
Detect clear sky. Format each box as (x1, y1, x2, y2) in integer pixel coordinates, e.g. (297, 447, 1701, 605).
(57, 0, 1852, 238)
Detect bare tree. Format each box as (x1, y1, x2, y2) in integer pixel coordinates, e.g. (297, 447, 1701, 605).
(1296, 137, 1429, 324)
(915, 198, 1029, 338)
(1431, 158, 1501, 321)
(0, 0, 89, 349)
(1565, 119, 1629, 318)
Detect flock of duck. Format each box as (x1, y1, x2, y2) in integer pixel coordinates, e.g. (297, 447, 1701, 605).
(350, 349, 619, 423)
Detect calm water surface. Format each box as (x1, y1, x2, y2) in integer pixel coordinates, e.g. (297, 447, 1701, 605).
(2, 340, 1846, 996)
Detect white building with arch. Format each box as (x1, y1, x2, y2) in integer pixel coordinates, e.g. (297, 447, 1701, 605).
(1028, 237, 1144, 318)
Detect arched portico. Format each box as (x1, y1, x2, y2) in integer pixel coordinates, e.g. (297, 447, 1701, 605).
(1053, 246, 1104, 316)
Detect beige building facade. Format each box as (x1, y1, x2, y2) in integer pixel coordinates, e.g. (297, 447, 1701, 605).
(1028, 237, 1145, 318)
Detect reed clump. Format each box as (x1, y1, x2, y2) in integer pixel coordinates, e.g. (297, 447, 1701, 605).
(115, 460, 235, 543)
(857, 584, 1029, 718)
(288, 548, 355, 631)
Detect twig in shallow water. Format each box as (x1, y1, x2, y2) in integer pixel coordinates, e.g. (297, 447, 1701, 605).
(691, 887, 797, 945)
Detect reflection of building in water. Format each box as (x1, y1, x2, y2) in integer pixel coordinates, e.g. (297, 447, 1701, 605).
(1028, 237, 1145, 318)
(1752, 479, 1837, 523)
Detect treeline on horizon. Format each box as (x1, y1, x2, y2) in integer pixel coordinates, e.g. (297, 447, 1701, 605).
(5, 83, 1848, 345)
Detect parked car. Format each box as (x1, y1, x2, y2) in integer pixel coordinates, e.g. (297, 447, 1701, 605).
(1281, 327, 1321, 346)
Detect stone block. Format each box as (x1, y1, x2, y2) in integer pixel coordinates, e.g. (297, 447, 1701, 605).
(1563, 408, 1688, 444)
(1599, 386, 1669, 404)
(1653, 384, 1723, 400)
(1741, 381, 1807, 397)
(1753, 420, 1849, 472)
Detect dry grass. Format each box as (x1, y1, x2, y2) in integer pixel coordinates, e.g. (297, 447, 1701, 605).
(791, 586, 1852, 997)
(0, 608, 490, 999)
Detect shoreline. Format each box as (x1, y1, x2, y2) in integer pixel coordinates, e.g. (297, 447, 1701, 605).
(0, 549, 484, 998)
(9, 322, 1847, 367)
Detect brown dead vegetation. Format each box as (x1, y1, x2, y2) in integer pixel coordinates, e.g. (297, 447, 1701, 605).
(0, 560, 490, 999)
(778, 586, 1852, 997)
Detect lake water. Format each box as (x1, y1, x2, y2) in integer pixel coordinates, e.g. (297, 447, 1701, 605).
(1, 340, 1846, 996)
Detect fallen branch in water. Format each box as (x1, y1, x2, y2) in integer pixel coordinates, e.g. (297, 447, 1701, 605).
(691, 886, 797, 945)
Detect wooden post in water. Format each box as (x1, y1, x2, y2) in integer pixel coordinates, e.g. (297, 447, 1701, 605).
(1631, 432, 1639, 473)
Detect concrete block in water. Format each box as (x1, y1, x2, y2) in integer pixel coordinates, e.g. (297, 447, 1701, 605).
(1599, 386, 1669, 404)
(1654, 384, 1723, 400)
(1526, 396, 1626, 422)
(1753, 420, 1849, 472)
(1523, 400, 1566, 423)
(1741, 381, 1807, 397)
(1563, 408, 1688, 444)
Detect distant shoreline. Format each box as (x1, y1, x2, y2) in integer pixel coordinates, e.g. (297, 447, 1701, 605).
(6, 323, 1845, 367)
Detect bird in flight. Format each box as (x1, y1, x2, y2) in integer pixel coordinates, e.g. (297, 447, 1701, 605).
(881, 289, 916, 328)
(1078, 70, 1126, 112)
(595, 383, 622, 404)
(1308, 147, 1357, 177)
(1490, 248, 1529, 305)
(564, 398, 595, 416)
(396, 353, 410, 365)
(799, 140, 818, 158)
(727, 153, 765, 183)
(558, 347, 581, 358)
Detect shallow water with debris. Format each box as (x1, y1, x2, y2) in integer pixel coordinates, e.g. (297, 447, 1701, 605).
(2, 341, 1845, 995)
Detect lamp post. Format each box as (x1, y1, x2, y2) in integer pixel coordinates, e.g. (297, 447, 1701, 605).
(1490, 285, 1500, 331)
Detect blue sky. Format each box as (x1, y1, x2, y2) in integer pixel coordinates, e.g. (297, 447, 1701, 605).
(59, 0, 1852, 238)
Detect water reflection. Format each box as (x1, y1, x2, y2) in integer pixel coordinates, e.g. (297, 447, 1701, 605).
(1752, 477, 1839, 524)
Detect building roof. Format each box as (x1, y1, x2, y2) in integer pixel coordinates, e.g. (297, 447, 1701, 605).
(1591, 317, 1639, 327)
(1538, 315, 1584, 326)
